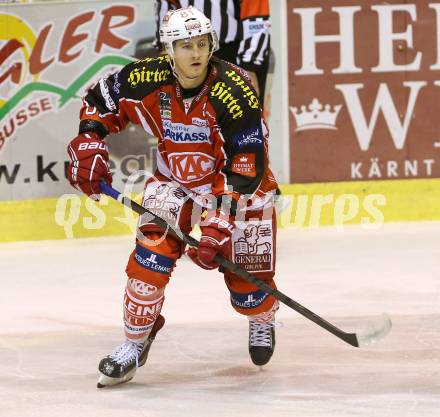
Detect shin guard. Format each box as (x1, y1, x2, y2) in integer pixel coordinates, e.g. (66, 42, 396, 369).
(124, 232, 181, 341)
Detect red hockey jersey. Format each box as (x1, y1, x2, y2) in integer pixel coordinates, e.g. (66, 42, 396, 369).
(78, 55, 277, 208)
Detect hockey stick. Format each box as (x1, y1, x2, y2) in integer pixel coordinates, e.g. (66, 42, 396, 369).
(99, 181, 391, 348)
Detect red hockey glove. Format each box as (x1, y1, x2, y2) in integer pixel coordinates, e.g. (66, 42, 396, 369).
(67, 132, 112, 198)
(187, 213, 235, 270)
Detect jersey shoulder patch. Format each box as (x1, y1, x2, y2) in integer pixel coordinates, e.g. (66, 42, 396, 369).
(209, 59, 261, 121)
(118, 55, 173, 100)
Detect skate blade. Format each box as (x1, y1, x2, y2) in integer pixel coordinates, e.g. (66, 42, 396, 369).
(97, 368, 136, 388)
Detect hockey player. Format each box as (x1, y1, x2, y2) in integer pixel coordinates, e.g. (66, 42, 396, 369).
(155, 0, 283, 210)
(67, 6, 279, 388)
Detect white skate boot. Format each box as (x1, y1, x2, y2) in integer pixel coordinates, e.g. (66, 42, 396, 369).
(97, 315, 165, 388)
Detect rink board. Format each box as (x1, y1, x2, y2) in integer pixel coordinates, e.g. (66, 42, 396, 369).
(2, 178, 440, 242)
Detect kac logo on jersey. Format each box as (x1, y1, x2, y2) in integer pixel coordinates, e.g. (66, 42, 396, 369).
(168, 152, 216, 183)
(163, 120, 210, 143)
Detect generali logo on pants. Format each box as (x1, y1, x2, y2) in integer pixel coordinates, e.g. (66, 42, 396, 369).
(168, 152, 216, 183)
(233, 221, 273, 272)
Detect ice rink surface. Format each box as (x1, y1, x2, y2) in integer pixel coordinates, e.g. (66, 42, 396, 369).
(1, 222, 439, 417)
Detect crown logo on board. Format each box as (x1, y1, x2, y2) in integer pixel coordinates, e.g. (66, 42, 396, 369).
(290, 98, 342, 132)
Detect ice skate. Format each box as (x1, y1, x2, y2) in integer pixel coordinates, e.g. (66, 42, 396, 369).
(97, 315, 165, 388)
(248, 319, 275, 366)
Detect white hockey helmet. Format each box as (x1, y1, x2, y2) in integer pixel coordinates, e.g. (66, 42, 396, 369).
(160, 6, 219, 59)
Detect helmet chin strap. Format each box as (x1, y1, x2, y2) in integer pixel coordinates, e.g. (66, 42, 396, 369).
(169, 57, 194, 87)
(167, 47, 187, 85)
